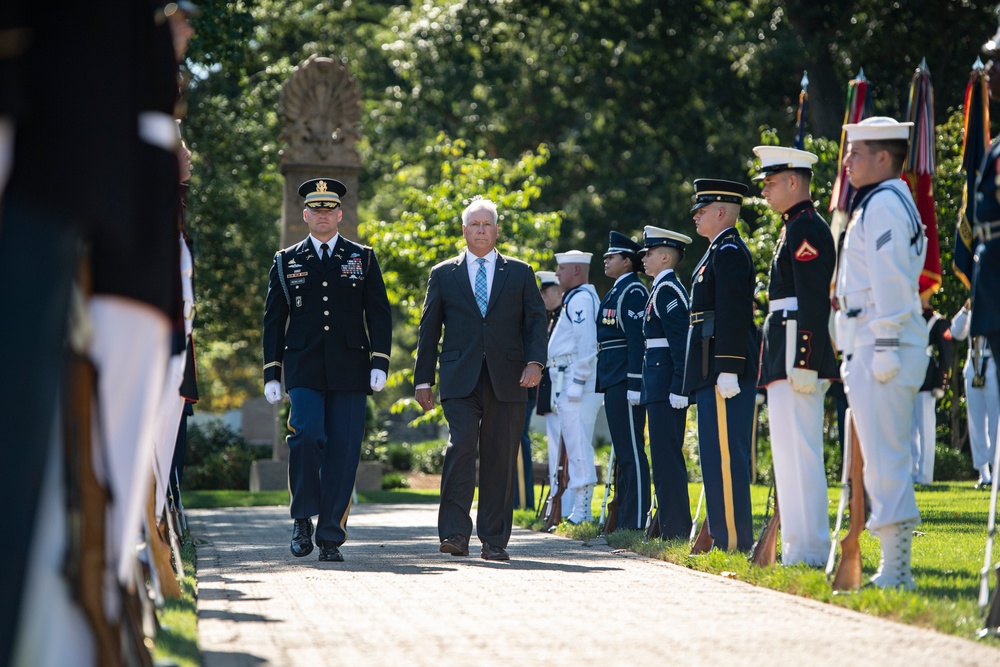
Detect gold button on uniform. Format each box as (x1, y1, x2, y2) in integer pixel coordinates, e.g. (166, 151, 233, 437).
(324, 310, 330, 316)
(324, 325, 330, 331)
(323, 281, 328, 287)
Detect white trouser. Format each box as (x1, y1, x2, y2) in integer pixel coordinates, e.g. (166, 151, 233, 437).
(965, 357, 1000, 470)
(553, 390, 602, 492)
(545, 412, 575, 515)
(843, 343, 924, 531)
(88, 296, 170, 586)
(152, 351, 187, 519)
(12, 422, 95, 667)
(909, 391, 936, 484)
(767, 379, 831, 566)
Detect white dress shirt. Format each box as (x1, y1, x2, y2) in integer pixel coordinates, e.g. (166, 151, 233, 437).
(466, 248, 497, 303)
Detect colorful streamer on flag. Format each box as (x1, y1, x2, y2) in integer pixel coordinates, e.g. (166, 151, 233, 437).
(830, 69, 875, 213)
(902, 58, 941, 298)
(954, 58, 991, 289)
(794, 71, 808, 150)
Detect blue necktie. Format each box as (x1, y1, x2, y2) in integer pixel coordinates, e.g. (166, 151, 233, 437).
(474, 257, 488, 316)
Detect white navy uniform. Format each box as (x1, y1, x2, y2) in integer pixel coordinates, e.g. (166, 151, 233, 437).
(835, 177, 926, 532)
(951, 307, 999, 482)
(547, 283, 602, 516)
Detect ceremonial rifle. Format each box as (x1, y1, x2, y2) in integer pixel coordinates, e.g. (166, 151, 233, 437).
(644, 495, 659, 539)
(749, 485, 779, 567)
(977, 425, 1000, 639)
(542, 439, 569, 531)
(598, 448, 617, 535)
(830, 409, 865, 590)
(689, 486, 704, 541)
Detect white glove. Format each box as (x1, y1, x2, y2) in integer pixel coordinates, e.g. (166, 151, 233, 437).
(370, 369, 387, 392)
(627, 390, 641, 407)
(931, 387, 944, 399)
(566, 381, 583, 402)
(669, 393, 688, 410)
(755, 391, 766, 406)
(716, 372, 741, 399)
(872, 347, 901, 383)
(264, 380, 283, 404)
(788, 368, 818, 394)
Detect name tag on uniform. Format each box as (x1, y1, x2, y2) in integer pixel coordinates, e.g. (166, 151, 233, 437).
(288, 270, 308, 286)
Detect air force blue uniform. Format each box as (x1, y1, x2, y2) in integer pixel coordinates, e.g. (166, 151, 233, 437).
(597, 265, 650, 531)
(642, 268, 693, 539)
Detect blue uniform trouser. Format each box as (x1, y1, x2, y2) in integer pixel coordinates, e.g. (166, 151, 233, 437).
(646, 399, 690, 538)
(513, 394, 536, 509)
(287, 387, 367, 547)
(695, 382, 755, 552)
(604, 383, 650, 530)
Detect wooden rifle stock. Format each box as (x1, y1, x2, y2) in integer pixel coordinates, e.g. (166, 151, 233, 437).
(690, 519, 713, 554)
(832, 412, 865, 591)
(543, 440, 569, 530)
(749, 488, 779, 567)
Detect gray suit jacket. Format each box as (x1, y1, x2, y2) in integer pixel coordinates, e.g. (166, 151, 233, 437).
(414, 250, 548, 402)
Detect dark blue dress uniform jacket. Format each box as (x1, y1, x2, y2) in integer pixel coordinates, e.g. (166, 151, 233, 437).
(641, 272, 691, 402)
(973, 138, 1000, 338)
(683, 227, 758, 394)
(758, 201, 837, 386)
(597, 273, 649, 393)
(263, 235, 392, 393)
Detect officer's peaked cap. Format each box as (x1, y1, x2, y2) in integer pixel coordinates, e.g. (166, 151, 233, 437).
(691, 179, 748, 212)
(298, 178, 347, 209)
(752, 146, 818, 181)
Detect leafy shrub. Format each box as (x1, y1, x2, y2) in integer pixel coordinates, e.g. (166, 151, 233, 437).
(381, 472, 410, 490)
(412, 439, 447, 474)
(384, 442, 413, 471)
(933, 445, 976, 482)
(184, 420, 268, 490)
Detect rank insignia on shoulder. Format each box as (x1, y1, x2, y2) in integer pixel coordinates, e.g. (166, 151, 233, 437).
(629, 309, 642, 319)
(573, 309, 586, 323)
(794, 239, 819, 261)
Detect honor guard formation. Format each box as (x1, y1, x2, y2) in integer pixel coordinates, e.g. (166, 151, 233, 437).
(5, 6, 1000, 665)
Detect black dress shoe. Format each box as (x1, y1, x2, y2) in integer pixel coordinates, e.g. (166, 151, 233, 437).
(439, 534, 469, 556)
(480, 543, 510, 561)
(318, 544, 344, 562)
(290, 518, 314, 557)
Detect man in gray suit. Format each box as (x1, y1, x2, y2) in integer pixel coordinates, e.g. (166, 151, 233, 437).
(414, 198, 548, 560)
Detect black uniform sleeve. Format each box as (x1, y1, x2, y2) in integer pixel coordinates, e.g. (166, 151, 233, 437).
(712, 244, 754, 375)
(787, 218, 836, 371)
(362, 247, 393, 373)
(622, 284, 648, 392)
(262, 254, 289, 383)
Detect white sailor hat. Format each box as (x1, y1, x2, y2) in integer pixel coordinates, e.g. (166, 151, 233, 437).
(535, 270, 558, 287)
(843, 116, 913, 142)
(640, 225, 693, 254)
(752, 146, 819, 181)
(554, 250, 593, 265)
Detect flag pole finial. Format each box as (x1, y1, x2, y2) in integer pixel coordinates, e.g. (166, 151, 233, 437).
(856, 67, 866, 81)
(975, 56, 986, 71)
(919, 56, 928, 71)
(800, 71, 809, 90)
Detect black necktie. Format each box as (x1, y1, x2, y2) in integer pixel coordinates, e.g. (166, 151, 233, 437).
(320, 242, 330, 266)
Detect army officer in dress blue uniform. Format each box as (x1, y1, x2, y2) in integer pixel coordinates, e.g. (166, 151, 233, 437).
(597, 231, 651, 530)
(262, 178, 392, 562)
(683, 179, 757, 552)
(640, 226, 694, 539)
(754, 146, 837, 566)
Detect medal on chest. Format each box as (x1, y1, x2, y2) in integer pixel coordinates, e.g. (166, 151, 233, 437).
(602, 308, 617, 325)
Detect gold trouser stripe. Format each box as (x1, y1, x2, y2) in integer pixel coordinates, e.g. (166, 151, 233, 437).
(340, 496, 352, 541)
(516, 447, 527, 507)
(715, 387, 737, 551)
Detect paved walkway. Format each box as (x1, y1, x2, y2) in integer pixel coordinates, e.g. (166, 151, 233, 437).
(190, 504, 1000, 666)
